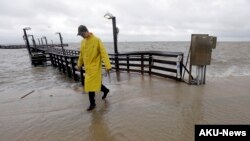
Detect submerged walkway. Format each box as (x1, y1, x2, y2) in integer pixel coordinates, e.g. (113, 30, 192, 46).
(1, 72, 250, 141)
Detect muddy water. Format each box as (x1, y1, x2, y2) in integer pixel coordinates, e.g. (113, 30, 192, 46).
(1, 44, 250, 140)
(1, 72, 250, 141)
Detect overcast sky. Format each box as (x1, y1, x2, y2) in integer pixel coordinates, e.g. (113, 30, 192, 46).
(0, 0, 250, 44)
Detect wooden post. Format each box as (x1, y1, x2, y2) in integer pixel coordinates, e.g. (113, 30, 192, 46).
(141, 54, 144, 74)
(115, 54, 119, 72)
(71, 58, 77, 81)
(180, 54, 184, 81)
(189, 62, 192, 84)
(149, 54, 152, 75)
(58, 55, 62, 72)
(65, 56, 71, 77)
(54, 54, 58, 67)
(126, 55, 129, 72)
(50, 53, 54, 66)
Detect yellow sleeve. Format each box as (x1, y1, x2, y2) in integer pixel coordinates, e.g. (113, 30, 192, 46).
(77, 40, 84, 68)
(98, 39, 112, 70)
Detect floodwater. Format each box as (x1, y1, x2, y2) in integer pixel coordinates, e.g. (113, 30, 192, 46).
(1, 42, 250, 141)
(1, 72, 250, 141)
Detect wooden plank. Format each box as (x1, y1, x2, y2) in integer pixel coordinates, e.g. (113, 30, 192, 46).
(150, 72, 177, 80)
(152, 66, 177, 73)
(153, 59, 176, 65)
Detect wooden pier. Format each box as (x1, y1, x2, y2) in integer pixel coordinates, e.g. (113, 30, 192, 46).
(27, 46, 184, 84)
(20, 29, 184, 83)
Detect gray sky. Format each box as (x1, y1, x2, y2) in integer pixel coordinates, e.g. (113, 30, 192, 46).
(0, 0, 250, 44)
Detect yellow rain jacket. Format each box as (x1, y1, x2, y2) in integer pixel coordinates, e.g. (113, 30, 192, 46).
(77, 33, 111, 92)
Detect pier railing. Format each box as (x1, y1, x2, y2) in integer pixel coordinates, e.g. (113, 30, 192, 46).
(109, 51, 183, 81)
(39, 47, 183, 84)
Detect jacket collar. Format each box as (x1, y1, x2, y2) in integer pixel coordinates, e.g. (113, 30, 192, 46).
(86, 33, 94, 40)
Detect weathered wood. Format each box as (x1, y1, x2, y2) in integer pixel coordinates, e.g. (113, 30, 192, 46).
(22, 43, 184, 82)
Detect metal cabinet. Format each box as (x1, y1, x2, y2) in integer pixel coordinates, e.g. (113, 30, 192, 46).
(188, 34, 217, 85)
(190, 34, 217, 65)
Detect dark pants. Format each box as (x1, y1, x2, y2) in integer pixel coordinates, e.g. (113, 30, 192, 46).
(88, 84, 109, 106)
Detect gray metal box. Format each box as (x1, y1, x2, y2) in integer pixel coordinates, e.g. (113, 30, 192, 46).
(190, 34, 216, 65)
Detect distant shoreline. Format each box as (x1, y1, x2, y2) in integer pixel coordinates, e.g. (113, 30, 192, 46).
(1, 41, 250, 46)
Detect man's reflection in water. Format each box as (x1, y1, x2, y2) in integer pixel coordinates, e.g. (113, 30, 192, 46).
(88, 101, 115, 141)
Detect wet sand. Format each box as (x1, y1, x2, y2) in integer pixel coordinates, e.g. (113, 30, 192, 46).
(0, 72, 250, 141)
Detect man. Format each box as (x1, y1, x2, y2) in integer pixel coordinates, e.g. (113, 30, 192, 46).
(77, 25, 111, 111)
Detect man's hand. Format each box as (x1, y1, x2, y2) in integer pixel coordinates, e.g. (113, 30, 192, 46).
(105, 68, 110, 73)
(106, 68, 111, 82)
